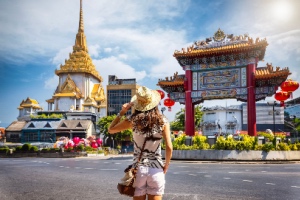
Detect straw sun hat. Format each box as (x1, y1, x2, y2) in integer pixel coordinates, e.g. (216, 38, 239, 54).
(130, 86, 161, 112)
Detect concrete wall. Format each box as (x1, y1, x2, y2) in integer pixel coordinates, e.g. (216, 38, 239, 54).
(162, 150, 300, 161)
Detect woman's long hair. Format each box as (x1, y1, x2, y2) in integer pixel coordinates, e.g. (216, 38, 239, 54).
(130, 106, 164, 137)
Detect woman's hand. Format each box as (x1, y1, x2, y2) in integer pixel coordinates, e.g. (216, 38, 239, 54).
(120, 102, 133, 115)
(163, 163, 169, 174)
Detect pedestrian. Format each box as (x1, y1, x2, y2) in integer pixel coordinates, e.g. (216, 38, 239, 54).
(108, 86, 173, 200)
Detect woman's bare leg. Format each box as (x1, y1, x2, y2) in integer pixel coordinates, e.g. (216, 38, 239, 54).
(133, 195, 146, 200)
(148, 194, 162, 200)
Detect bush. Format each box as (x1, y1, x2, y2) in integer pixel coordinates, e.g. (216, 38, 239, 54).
(257, 132, 274, 142)
(65, 147, 74, 152)
(0, 147, 9, 154)
(254, 144, 263, 151)
(97, 150, 104, 154)
(41, 148, 50, 153)
(15, 146, 22, 152)
(296, 143, 300, 150)
(21, 144, 32, 152)
(50, 148, 60, 152)
(192, 135, 210, 150)
(172, 134, 186, 150)
(237, 135, 256, 151)
(262, 143, 274, 152)
(84, 146, 95, 152)
(29, 146, 39, 152)
(76, 144, 84, 151)
(289, 144, 298, 151)
(276, 143, 290, 151)
(213, 136, 236, 150)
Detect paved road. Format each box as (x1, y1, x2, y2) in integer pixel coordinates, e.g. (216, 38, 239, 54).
(0, 156, 300, 200)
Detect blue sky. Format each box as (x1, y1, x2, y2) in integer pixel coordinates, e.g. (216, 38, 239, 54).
(1, 0, 300, 127)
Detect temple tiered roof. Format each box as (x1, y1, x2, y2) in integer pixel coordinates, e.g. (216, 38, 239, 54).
(53, 74, 82, 98)
(18, 97, 42, 110)
(55, 0, 103, 82)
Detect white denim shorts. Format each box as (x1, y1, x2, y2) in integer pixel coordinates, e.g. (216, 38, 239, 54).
(134, 166, 165, 196)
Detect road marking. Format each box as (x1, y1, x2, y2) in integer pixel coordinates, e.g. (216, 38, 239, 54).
(243, 180, 253, 182)
(223, 177, 231, 180)
(291, 186, 300, 189)
(204, 175, 211, 178)
(266, 183, 275, 185)
(188, 174, 197, 176)
(114, 163, 121, 164)
(100, 169, 118, 171)
(228, 172, 243, 173)
(84, 168, 94, 170)
(59, 166, 64, 168)
(261, 171, 267, 173)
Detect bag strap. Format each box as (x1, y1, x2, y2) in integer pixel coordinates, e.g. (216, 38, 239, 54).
(128, 137, 148, 186)
(136, 137, 148, 164)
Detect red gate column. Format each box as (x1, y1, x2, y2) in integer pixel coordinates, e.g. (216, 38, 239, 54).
(185, 66, 195, 136)
(247, 58, 257, 136)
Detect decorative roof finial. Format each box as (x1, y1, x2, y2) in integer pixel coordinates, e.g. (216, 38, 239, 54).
(78, 0, 84, 32)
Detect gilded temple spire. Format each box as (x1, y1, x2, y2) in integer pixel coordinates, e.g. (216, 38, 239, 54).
(78, 0, 84, 33)
(74, 0, 87, 52)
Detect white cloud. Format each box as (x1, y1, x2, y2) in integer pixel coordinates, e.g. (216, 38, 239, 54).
(44, 75, 59, 90)
(266, 30, 300, 62)
(50, 46, 72, 66)
(104, 48, 112, 53)
(118, 54, 128, 60)
(89, 44, 100, 58)
(88, 28, 187, 79)
(93, 56, 147, 87)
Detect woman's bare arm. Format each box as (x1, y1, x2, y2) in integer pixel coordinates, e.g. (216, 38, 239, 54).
(162, 122, 173, 174)
(108, 103, 133, 134)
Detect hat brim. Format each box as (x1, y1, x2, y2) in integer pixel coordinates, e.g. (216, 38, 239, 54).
(131, 90, 161, 111)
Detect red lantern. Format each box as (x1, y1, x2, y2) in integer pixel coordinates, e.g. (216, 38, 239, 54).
(157, 90, 165, 99)
(281, 79, 299, 98)
(164, 97, 175, 111)
(275, 90, 290, 107)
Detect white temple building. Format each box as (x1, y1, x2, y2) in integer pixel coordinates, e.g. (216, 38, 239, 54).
(46, 0, 106, 118)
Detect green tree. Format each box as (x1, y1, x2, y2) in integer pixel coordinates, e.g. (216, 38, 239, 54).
(97, 115, 133, 146)
(170, 108, 185, 131)
(170, 105, 203, 131)
(194, 105, 204, 128)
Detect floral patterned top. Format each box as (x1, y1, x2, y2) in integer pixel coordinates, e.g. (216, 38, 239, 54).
(128, 116, 168, 169)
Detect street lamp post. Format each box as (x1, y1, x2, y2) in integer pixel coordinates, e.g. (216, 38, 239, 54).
(233, 116, 238, 133)
(161, 107, 166, 115)
(267, 101, 278, 134)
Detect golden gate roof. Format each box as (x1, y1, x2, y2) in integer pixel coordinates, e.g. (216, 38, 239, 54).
(255, 63, 290, 79)
(173, 28, 268, 60)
